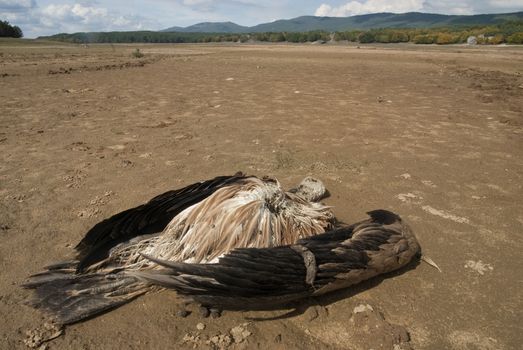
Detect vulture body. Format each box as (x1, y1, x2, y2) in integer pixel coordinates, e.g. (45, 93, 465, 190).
(134, 210, 421, 309)
(24, 173, 334, 324)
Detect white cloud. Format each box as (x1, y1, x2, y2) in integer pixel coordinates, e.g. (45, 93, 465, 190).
(488, 0, 523, 7)
(1, 1, 159, 37)
(0, 0, 36, 11)
(422, 1, 474, 15)
(183, 0, 213, 5)
(315, 0, 523, 17)
(315, 0, 424, 16)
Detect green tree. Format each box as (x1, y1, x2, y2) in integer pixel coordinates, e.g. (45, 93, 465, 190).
(0, 20, 23, 38)
(269, 32, 285, 42)
(358, 31, 375, 43)
(507, 32, 523, 44)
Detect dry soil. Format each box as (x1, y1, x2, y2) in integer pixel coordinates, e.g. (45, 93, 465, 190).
(0, 40, 522, 349)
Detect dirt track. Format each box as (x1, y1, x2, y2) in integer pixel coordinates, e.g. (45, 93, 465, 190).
(1, 41, 522, 349)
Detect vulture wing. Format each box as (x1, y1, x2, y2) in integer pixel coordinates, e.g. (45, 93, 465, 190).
(75, 173, 248, 271)
(133, 210, 420, 309)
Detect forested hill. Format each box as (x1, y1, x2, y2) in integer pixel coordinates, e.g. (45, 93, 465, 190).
(161, 11, 523, 33)
(39, 19, 523, 45)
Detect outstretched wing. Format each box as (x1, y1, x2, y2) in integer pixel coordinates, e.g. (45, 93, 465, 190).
(75, 173, 248, 271)
(132, 210, 420, 309)
(134, 247, 314, 308)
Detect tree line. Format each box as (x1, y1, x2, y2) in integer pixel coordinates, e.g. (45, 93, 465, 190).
(39, 20, 523, 45)
(0, 20, 23, 38)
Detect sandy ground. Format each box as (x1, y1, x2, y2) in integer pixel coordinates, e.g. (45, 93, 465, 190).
(0, 40, 522, 349)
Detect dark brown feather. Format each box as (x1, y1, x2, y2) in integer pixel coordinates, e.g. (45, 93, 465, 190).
(134, 209, 421, 309)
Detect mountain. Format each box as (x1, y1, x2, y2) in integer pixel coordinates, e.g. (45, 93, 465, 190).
(162, 11, 523, 33)
(162, 21, 248, 33)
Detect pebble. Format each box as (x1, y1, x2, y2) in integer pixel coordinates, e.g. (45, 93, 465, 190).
(198, 306, 210, 318)
(353, 304, 374, 314)
(208, 334, 232, 347)
(120, 159, 133, 167)
(305, 306, 319, 321)
(196, 323, 205, 331)
(176, 309, 190, 318)
(464, 260, 493, 275)
(210, 308, 221, 318)
(230, 324, 252, 343)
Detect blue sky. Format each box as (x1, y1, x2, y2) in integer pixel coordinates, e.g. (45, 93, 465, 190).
(2, 0, 522, 38)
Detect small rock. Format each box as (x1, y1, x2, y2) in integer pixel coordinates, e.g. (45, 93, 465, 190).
(397, 193, 422, 203)
(210, 308, 221, 318)
(275, 334, 282, 343)
(107, 144, 125, 150)
(353, 304, 373, 314)
(464, 260, 493, 275)
(196, 323, 205, 331)
(77, 207, 101, 218)
(176, 309, 190, 318)
(400, 173, 411, 179)
(120, 159, 133, 168)
(198, 306, 210, 318)
(230, 324, 252, 343)
(421, 180, 437, 188)
(181, 333, 200, 347)
(208, 333, 232, 347)
(305, 306, 319, 321)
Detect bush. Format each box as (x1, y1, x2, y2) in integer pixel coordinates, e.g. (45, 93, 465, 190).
(131, 48, 144, 58)
(488, 34, 505, 45)
(413, 34, 435, 44)
(269, 32, 285, 42)
(436, 33, 454, 44)
(358, 31, 375, 43)
(506, 32, 523, 44)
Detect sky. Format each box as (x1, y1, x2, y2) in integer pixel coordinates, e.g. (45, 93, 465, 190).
(1, 0, 522, 38)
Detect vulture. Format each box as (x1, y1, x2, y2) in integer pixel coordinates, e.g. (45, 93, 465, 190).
(23, 173, 335, 324)
(134, 209, 421, 309)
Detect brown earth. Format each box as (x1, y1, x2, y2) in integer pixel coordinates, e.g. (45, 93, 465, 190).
(0, 40, 522, 350)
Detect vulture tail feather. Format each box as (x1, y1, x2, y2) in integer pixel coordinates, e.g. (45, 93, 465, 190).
(23, 265, 147, 325)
